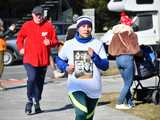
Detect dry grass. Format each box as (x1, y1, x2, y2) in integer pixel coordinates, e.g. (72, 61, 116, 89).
(102, 66, 120, 76)
(101, 64, 160, 120)
(101, 92, 160, 120)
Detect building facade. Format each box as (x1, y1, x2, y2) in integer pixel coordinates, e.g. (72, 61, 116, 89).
(0, 0, 72, 29)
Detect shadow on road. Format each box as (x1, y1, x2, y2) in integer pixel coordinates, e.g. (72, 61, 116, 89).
(42, 101, 110, 113)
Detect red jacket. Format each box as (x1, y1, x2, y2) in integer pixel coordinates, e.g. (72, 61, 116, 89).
(16, 20, 59, 67)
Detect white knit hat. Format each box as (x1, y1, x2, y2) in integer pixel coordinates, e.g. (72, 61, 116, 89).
(76, 16, 92, 28)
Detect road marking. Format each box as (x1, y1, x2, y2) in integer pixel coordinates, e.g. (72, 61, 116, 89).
(1, 79, 26, 86)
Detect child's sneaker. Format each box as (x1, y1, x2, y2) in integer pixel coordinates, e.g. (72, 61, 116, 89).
(115, 104, 132, 109)
(53, 70, 64, 78)
(0, 83, 5, 90)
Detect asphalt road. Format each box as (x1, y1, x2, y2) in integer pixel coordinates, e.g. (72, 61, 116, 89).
(1, 63, 54, 81)
(1, 60, 117, 80)
(1, 60, 156, 89)
(0, 70, 144, 120)
(0, 60, 157, 120)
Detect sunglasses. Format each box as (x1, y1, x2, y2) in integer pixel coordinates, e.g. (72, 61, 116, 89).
(34, 13, 43, 16)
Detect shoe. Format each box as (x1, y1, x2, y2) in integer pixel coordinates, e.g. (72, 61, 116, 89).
(34, 103, 43, 114)
(0, 86, 5, 90)
(25, 102, 33, 115)
(115, 104, 132, 109)
(128, 103, 135, 107)
(53, 70, 64, 78)
(128, 104, 135, 108)
(0, 83, 5, 90)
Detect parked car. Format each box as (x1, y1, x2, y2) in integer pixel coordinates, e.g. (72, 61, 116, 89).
(4, 22, 71, 65)
(4, 36, 22, 65)
(4, 35, 67, 66)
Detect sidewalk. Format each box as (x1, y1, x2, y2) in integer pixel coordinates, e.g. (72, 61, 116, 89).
(0, 76, 145, 120)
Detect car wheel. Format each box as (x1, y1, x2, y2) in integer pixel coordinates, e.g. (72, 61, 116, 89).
(4, 50, 14, 65)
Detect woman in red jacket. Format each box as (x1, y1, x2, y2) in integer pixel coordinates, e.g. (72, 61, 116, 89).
(16, 6, 59, 115)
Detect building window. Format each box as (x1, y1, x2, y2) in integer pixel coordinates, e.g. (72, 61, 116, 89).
(136, 0, 153, 4)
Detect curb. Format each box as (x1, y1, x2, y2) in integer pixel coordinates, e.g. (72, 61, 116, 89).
(0, 77, 64, 91)
(0, 79, 26, 90)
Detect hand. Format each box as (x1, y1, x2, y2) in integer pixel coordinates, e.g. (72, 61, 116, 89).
(9, 24, 16, 31)
(58, 41, 64, 46)
(88, 47, 94, 57)
(66, 64, 75, 74)
(43, 38, 50, 46)
(19, 48, 24, 55)
(57, 41, 64, 52)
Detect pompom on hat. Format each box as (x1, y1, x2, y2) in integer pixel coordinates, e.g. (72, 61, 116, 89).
(120, 11, 127, 16)
(76, 16, 92, 28)
(120, 11, 133, 26)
